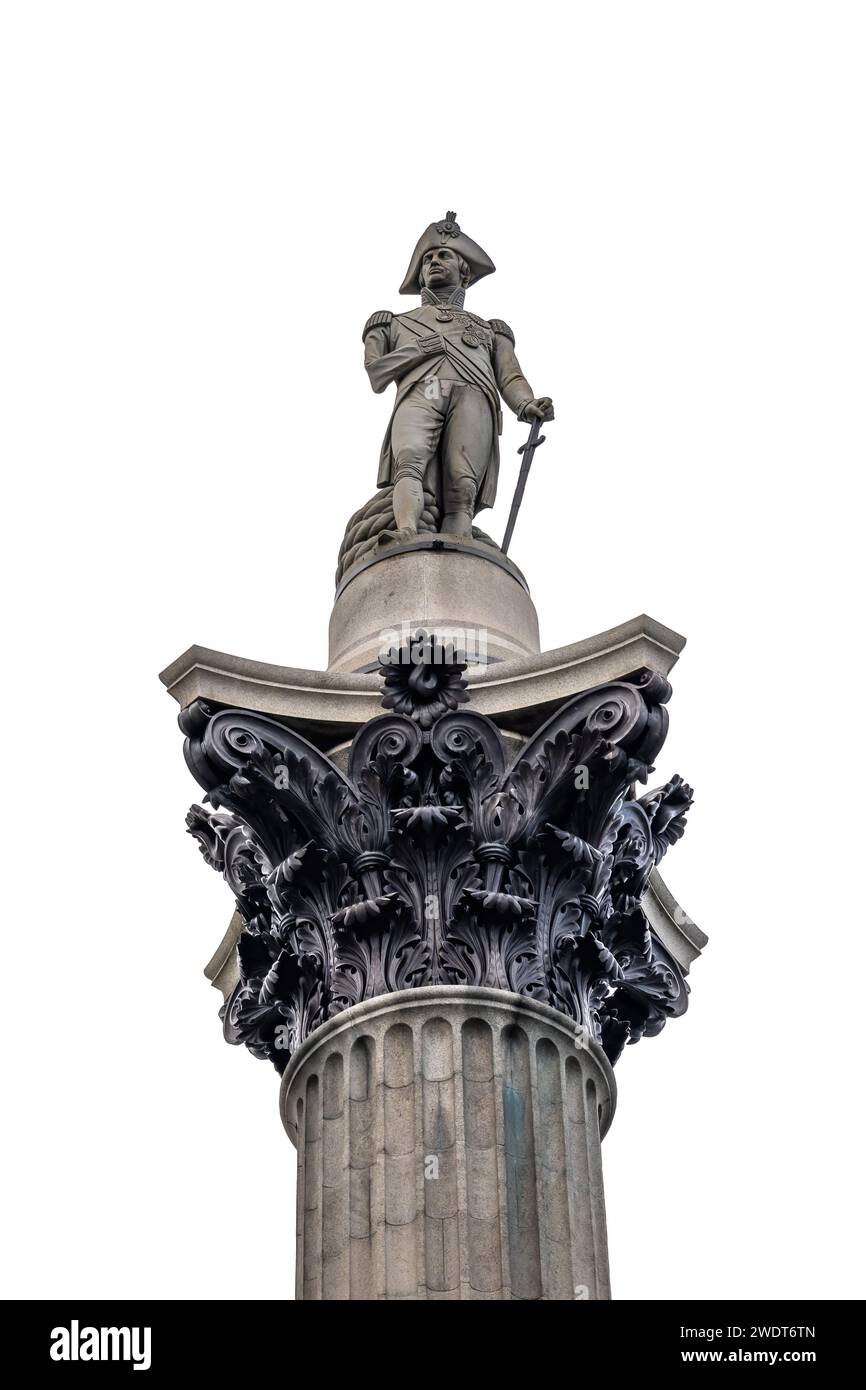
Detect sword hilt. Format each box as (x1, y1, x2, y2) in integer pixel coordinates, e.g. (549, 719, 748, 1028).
(518, 433, 546, 455)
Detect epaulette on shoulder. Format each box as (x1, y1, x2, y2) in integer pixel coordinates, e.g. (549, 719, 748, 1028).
(488, 318, 515, 344)
(362, 309, 393, 341)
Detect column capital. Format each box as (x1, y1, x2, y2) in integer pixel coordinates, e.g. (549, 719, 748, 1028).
(181, 632, 696, 1073)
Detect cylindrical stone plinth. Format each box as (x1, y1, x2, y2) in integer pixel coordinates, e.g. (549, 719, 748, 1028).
(328, 538, 540, 672)
(279, 986, 615, 1301)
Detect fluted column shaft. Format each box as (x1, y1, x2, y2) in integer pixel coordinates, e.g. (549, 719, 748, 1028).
(280, 986, 615, 1301)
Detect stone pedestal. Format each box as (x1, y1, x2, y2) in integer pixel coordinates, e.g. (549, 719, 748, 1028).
(281, 987, 614, 1301)
(328, 536, 540, 672)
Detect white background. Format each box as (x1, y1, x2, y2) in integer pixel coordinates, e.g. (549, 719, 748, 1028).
(1, 1, 863, 1300)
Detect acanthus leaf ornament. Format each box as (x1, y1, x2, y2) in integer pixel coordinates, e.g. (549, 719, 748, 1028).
(181, 634, 695, 1071)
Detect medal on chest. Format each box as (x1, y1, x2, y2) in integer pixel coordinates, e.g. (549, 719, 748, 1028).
(433, 307, 492, 348)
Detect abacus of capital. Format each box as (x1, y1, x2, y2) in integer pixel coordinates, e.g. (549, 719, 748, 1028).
(160, 213, 706, 1300)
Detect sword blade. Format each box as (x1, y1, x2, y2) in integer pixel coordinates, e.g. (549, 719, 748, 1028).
(501, 416, 546, 554)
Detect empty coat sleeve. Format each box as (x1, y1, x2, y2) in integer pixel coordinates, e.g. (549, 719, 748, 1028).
(363, 313, 428, 395)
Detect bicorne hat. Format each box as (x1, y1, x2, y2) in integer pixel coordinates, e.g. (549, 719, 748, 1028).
(399, 212, 496, 295)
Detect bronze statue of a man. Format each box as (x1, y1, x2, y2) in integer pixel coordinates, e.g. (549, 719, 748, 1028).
(363, 212, 553, 543)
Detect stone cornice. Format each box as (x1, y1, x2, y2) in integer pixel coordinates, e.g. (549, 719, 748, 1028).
(160, 613, 686, 747)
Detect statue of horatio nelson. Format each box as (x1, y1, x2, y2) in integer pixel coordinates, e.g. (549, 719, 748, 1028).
(337, 213, 553, 579)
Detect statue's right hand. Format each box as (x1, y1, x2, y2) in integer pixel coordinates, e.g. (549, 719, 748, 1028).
(418, 333, 446, 356)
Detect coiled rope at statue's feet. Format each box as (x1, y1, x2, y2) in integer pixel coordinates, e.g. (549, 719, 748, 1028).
(335, 485, 496, 586)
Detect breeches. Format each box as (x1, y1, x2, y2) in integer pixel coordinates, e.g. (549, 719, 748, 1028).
(390, 381, 494, 512)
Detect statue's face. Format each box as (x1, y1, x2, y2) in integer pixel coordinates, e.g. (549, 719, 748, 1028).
(421, 246, 463, 291)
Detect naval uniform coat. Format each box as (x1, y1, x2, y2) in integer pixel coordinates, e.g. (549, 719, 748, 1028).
(363, 303, 536, 511)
